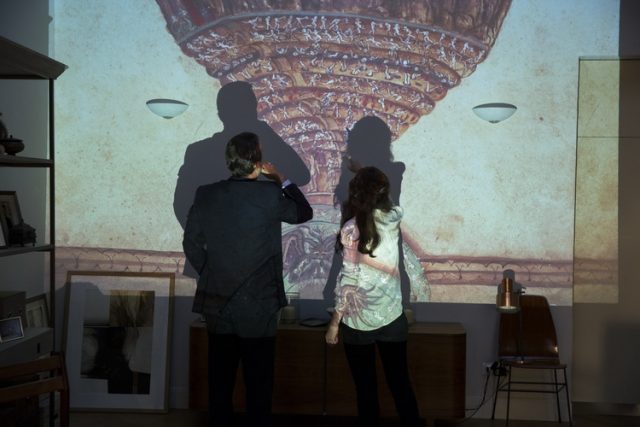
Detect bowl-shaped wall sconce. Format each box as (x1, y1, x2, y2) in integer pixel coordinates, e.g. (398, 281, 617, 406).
(472, 103, 517, 124)
(146, 98, 189, 119)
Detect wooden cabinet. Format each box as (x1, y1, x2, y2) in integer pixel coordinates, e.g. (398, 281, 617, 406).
(0, 36, 66, 361)
(189, 320, 465, 421)
(189, 322, 326, 414)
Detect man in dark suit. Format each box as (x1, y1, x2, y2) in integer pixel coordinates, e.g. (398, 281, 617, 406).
(183, 131, 312, 427)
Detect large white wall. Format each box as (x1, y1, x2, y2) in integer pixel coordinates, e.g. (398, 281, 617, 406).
(3, 0, 634, 420)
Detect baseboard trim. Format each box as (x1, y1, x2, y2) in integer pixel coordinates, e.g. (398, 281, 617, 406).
(573, 402, 640, 417)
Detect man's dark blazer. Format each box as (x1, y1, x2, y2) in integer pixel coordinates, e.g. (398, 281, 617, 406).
(183, 176, 312, 333)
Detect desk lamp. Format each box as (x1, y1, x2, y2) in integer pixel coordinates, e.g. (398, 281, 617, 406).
(496, 276, 521, 313)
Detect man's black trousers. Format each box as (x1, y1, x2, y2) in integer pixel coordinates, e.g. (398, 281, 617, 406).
(207, 333, 276, 427)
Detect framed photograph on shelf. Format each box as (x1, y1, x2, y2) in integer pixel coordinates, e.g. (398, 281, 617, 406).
(0, 217, 7, 249)
(25, 293, 49, 328)
(0, 316, 25, 343)
(0, 191, 23, 230)
(64, 271, 175, 412)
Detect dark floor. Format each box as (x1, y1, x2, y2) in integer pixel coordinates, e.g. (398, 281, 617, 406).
(69, 410, 640, 427)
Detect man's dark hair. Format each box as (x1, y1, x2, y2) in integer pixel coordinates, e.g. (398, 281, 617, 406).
(225, 132, 262, 177)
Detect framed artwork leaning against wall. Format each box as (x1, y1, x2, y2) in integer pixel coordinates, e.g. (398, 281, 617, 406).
(64, 271, 175, 412)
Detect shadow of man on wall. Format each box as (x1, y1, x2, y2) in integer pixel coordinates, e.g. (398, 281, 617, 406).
(323, 116, 411, 306)
(173, 81, 310, 277)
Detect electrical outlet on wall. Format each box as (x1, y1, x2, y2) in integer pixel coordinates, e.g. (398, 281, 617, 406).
(482, 361, 507, 377)
(482, 361, 494, 375)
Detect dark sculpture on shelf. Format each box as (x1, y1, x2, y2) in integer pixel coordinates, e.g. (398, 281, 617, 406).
(8, 221, 37, 246)
(0, 137, 25, 155)
(0, 112, 25, 155)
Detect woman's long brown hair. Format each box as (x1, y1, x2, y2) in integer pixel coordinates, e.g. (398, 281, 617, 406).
(336, 167, 393, 257)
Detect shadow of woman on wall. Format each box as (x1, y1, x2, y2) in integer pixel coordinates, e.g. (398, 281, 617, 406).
(323, 116, 412, 307)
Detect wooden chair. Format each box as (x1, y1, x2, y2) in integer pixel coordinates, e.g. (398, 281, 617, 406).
(491, 295, 571, 426)
(0, 352, 69, 427)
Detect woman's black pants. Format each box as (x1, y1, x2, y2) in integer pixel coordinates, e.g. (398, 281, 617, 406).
(343, 340, 422, 427)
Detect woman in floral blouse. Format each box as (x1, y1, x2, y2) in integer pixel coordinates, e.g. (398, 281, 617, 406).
(326, 166, 421, 427)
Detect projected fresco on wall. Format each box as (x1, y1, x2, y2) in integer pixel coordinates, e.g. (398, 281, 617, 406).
(159, 0, 510, 301)
(53, 0, 620, 305)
